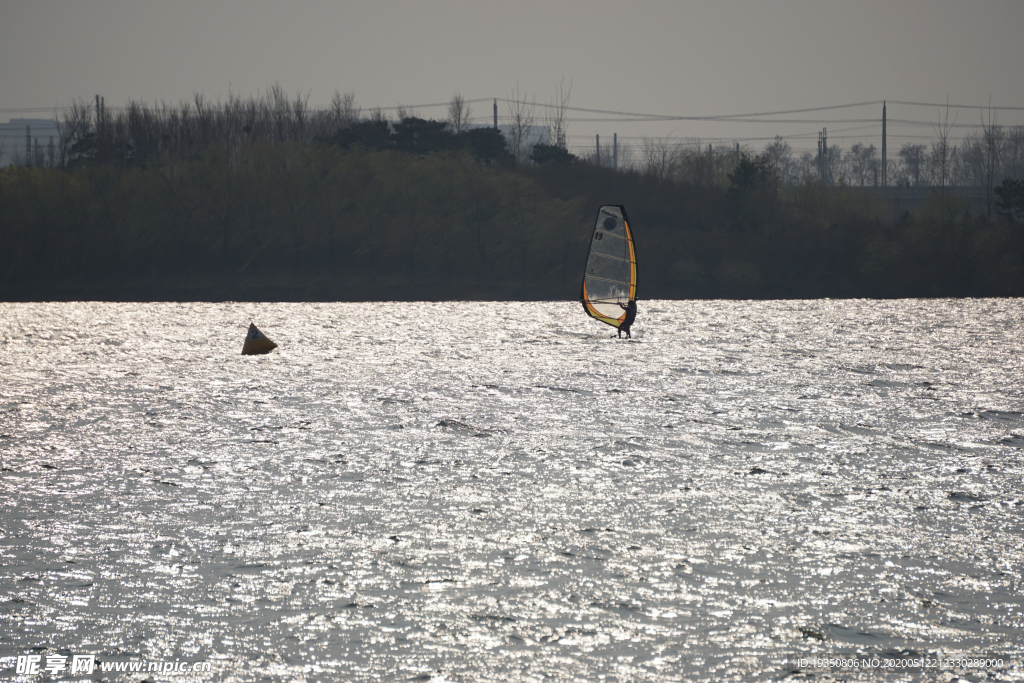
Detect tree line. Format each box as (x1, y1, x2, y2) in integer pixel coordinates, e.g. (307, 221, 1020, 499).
(1, 92, 1023, 301)
(594, 128, 1024, 193)
(15, 89, 1024, 196)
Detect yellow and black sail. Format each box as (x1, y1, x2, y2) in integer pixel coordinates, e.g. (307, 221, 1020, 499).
(581, 205, 637, 328)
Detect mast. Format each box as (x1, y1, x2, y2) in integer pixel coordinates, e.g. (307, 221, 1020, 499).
(882, 101, 887, 187)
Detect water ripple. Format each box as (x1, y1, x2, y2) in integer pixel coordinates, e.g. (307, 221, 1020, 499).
(1, 299, 1022, 681)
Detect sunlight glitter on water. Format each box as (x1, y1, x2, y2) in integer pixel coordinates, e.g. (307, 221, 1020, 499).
(1, 299, 1023, 681)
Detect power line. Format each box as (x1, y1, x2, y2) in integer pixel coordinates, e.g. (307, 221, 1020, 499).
(887, 99, 1024, 111)
(366, 98, 492, 112)
(492, 98, 1024, 120)
(5, 97, 1024, 121)
(500, 99, 884, 121)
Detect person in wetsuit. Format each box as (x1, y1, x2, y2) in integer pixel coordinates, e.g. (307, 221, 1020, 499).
(618, 299, 637, 338)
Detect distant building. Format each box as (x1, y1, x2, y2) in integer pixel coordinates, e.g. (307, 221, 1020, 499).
(0, 118, 60, 167)
(500, 124, 551, 148)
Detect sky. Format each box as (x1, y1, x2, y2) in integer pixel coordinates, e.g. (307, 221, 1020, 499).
(2, 0, 1024, 157)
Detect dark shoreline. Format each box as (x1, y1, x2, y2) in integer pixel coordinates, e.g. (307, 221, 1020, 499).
(4, 277, 1016, 303)
(0, 274, 574, 303)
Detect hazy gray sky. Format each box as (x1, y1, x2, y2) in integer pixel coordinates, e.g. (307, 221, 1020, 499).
(3, 0, 1023, 154)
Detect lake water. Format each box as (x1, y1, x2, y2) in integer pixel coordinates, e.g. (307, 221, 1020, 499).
(1, 299, 1023, 682)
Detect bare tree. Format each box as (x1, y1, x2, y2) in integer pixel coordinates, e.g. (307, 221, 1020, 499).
(268, 85, 298, 142)
(931, 101, 957, 189)
(898, 143, 926, 186)
(846, 143, 878, 186)
(794, 151, 817, 183)
(955, 134, 985, 187)
(395, 103, 419, 122)
(1005, 126, 1024, 181)
(638, 136, 680, 180)
(50, 88, 378, 168)
(675, 141, 737, 188)
(328, 91, 360, 131)
(615, 139, 636, 172)
(823, 144, 843, 186)
(193, 92, 214, 147)
(57, 99, 93, 167)
(447, 93, 472, 134)
(234, 95, 258, 142)
(981, 102, 1004, 220)
(505, 83, 536, 165)
(292, 89, 311, 143)
(762, 136, 794, 184)
(544, 77, 571, 148)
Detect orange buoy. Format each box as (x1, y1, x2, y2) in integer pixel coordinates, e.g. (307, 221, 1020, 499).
(241, 323, 277, 355)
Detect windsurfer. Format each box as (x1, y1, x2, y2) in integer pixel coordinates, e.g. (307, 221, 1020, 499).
(618, 300, 637, 338)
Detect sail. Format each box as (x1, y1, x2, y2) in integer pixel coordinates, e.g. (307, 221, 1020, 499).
(581, 205, 637, 328)
(241, 323, 277, 355)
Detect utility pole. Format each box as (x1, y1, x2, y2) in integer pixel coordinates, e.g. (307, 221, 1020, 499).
(26, 125, 31, 166)
(596, 134, 601, 166)
(882, 101, 887, 187)
(823, 127, 828, 184)
(817, 131, 822, 180)
(613, 133, 617, 171)
(493, 99, 497, 129)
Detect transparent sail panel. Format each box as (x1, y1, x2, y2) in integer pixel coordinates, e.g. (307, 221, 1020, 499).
(581, 205, 636, 327)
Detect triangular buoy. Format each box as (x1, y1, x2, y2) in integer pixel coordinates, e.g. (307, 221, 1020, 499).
(241, 322, 277, 355)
